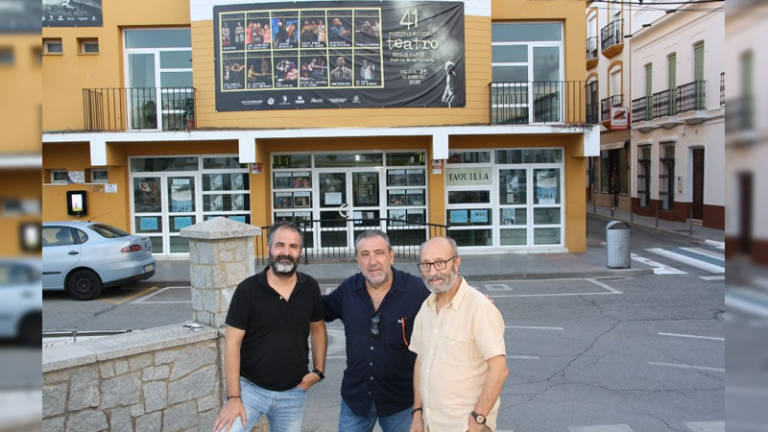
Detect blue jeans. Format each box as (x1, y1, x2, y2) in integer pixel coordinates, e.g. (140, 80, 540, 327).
(338, 399, 412, 432)
(227, 377, 308, 432)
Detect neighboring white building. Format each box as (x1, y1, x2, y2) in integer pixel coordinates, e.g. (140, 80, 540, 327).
(725, 0, 768, 265)
(629, 1, 724, 230)
(586, 0, 633, 212)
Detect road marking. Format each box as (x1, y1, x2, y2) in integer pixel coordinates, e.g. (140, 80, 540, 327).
(658, 332, 724, 341)
(700, 276, 725, 281)
(630, 253, 687, 275)
(647, 248, 724, 274)
(100, 286, 160, 305)
(491, 279, 622, 298)
(506, 326, 564, 330)
(704, 240, 725, 250)
(131, 287, 189, 304)
(722, 422, 768, 432)
(569, 425, 634, 432)
(680, 247, 725, 261)
(648, 362, 724, 373)
(684, 421, 725, 432)
(725, 290, 768, 318)
(485, 283, 513, 291)
(506, 355, 540, 360)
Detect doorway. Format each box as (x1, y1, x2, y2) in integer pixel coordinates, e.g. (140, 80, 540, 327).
(692, 148, 705, 220)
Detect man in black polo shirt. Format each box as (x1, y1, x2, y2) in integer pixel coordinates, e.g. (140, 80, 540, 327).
(323, 230, 430, 432)
(214, 223, 327, 432)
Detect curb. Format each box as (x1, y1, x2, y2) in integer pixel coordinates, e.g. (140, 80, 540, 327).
(588, 212, 710, 243)
(134, 268, 652, 287)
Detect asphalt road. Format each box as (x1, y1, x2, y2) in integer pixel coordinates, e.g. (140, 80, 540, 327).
(42, 215, 726, 431)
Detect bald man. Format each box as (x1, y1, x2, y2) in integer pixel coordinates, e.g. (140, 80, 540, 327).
(409, 237, 508, 432)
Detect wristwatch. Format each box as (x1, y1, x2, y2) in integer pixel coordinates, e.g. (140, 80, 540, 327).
(472, 411, 487, 425)
(312, 368, 325, 380)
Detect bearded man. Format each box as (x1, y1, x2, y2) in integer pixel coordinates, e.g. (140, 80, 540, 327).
(214, 222, 327, 432)
(409, 237, 508, 432)
(322, 230, 430, 432)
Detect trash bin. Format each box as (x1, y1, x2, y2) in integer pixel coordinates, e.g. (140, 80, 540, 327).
(606, 220, 631, 269)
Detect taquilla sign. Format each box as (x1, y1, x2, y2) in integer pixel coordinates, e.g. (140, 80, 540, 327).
(446, 168, 492, 186)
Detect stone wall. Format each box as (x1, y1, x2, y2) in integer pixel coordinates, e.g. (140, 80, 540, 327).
(43, 324, 222, 432)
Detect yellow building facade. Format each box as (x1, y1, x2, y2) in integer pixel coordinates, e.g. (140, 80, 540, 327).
(43, 0, 598, 257)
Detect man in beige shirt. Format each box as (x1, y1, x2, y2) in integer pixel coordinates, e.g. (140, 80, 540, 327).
(409, 237, 508, 432)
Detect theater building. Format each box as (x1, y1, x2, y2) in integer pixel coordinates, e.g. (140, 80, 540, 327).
(42, 0, 599, 257)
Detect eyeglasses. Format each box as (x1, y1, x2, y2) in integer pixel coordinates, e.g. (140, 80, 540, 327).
(370, 312, 381, 341)
(417, 256, 456, 273)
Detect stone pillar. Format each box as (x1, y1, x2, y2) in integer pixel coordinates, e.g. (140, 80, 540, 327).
(180, 217, 261, 329)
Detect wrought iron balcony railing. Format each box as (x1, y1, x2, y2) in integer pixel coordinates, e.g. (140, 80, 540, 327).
(83, 87, 196, 132)
(725, 96, 754, 133)
(601, 19, 623, 52)
(675, 81, 706, 114)
(652, 88, 677, 119)
(587, 37, 598, 61)
(632, 96, 650, 123)
(601, 94, 624, 122)
(490, 81, 599, 125)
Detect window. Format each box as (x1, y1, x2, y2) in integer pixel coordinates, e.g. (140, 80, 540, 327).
(90, 224, 129, 238)
(79, 39, 99, 54)
(491, 23, 562, 82)
(44, 39, 63, 55)
(659, 144, 675, 211)
(637, 145, 651, 208)
(50, 170, 68, 184)
(0, 48, 14, 65)
(42, 227, 74, 247)
(609, 66, 622, 98)
(91, 169, 108, 183)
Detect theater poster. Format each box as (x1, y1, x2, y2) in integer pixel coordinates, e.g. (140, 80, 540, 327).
(43, 0, 103, 27)
(214, 1, 465, 111)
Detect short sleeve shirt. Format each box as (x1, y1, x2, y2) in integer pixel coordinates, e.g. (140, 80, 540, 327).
(409, 278, 506, 431)
(226, 267, 324, 391)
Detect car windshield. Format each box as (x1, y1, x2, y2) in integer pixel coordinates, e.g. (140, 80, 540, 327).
(89, 224, 130, 238)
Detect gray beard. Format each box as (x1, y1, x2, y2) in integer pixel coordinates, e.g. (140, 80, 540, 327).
(269, 258, 297, 276)
(424, 271, 458, 294)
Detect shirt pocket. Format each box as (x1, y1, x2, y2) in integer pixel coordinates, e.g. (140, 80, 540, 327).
(385, 318, 411, 348)
(442, 336, 472, 366)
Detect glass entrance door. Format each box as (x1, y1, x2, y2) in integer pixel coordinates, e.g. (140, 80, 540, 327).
(165, 174, 198, 254)
(315, 170, 382, 250)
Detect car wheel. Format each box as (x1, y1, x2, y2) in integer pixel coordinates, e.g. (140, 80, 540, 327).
(19, 314, 41, 347)
(67, 270, 103, 301)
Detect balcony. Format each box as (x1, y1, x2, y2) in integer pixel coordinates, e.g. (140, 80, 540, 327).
(725, 96, 754, 134)
(83, 87, 196, 132)
(601, 19, 624, 58)
(490, 81, 599, 125)
(651, 89, 679, 128)
(675, 81, 707, 124)
(586, 37, 598, 70)
(600, 94, 624, 126)
(631, 96, 654, 132)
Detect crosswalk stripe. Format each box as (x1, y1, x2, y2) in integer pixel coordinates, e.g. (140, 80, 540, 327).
(631, 253, 687, 275)
(646, 248, 724, 274)
(569, 425, 634, 432)
(684, 421, 725, 432)
(704, 240, 725, 250)
(700, 276, 724, 281)
(671, 248, 725, 267)
(725, 290, 768, 318)
(680, 247, 725, 261)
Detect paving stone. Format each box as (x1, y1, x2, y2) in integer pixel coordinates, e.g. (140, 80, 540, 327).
(129, 354, 153, 371)
(129, 403, 145, 418)
(43, 383, 68, 418)
(65, 410, 108, 432)
(168, 365, 216, 404)
(101, 372, 141, 409)
(170, 345, 217, 380)
(143, 381, 168, 413)
(162, 401, 198, 432)
(109, 407, 133, 432)
(141, 365, 170, 381)
(135, 412, 161, 432)
(68, 367, 100, 411)
(43, 416, 65, 432)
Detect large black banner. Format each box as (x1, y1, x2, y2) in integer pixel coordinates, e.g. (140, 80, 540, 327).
(43, 0, 103, 27)
(214, 1, 465, 111)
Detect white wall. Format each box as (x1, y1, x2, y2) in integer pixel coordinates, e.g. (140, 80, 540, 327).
(189, 0, 492, 22)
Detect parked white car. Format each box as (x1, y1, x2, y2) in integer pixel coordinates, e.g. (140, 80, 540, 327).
(42, 222, 156, 300)
(0, 259, 42, 346)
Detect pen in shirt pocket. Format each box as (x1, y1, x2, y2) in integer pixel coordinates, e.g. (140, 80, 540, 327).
(397, 317, 408, 346)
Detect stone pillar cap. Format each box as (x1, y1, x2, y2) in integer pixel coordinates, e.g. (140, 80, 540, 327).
(180, 217, 262, 240)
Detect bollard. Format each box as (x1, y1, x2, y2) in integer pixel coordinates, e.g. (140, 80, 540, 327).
(655, 206, 659, 229)
(689, 207, 694, 236)
(611, 207, 615, 218)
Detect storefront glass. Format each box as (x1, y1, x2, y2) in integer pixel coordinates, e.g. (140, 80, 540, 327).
(446, 148, 565, 249)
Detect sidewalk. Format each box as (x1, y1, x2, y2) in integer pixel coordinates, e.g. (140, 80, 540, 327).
(146, 245, 651, 286)
(588, 204, 725, 243)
